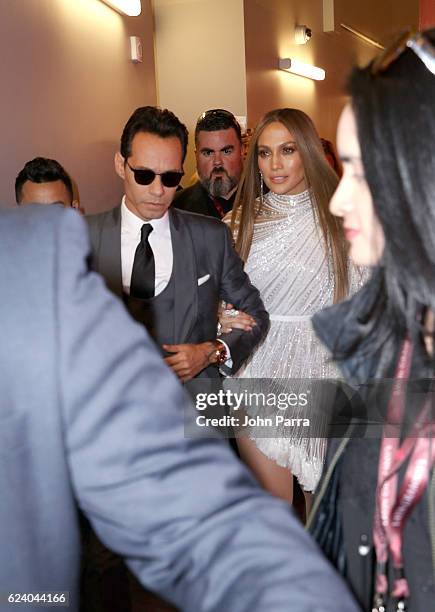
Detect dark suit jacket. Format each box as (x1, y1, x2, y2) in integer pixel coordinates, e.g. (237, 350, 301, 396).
(173, 180, 235, 219)
(86, 205, 269, 375)
(0, 205, 360, 611)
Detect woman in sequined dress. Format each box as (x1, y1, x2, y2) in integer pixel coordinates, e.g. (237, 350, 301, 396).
(226, 108, 352, 512)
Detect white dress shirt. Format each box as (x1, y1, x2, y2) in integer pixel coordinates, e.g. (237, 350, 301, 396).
(121, 196, 173, 296)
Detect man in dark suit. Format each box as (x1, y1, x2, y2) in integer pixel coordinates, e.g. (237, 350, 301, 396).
(173, 108, 243, 219)
(87, 106, 267, 382)
(0, 205, 359, 612)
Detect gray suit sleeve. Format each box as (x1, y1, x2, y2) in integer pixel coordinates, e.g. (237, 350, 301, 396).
(57, 212, 359, 611)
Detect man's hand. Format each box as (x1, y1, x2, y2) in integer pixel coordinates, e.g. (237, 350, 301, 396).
(163, 342, 215, 382)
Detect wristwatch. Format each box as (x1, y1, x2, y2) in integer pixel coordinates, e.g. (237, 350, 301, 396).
(212, 340, 228, 366)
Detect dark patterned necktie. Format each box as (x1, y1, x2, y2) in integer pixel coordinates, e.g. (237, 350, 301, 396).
(130, 224, 155, 299)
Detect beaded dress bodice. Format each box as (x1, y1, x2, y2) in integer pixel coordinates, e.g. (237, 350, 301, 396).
(245, 189, 334, 317)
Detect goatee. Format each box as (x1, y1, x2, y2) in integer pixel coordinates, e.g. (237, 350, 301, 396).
(204, 168, 237, 198)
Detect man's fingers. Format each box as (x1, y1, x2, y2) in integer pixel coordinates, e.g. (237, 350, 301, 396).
(172, 364, 190, 375)
(171, 363, 192, 378)
(162, 343, 182, 353)
(164, 354, 186, 366)
(165, 343, 209, 380)
(165, 351, 192, 369)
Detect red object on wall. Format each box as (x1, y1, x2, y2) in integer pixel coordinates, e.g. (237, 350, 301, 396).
(420, 0, 435, 29)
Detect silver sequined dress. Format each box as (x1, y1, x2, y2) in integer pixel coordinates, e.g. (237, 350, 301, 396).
(232, 189, 341, 492)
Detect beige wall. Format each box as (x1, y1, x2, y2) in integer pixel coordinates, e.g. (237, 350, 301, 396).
(244, 0, 419, 143)
(153, 0, 247, 183)
(0, 0, 156, 212)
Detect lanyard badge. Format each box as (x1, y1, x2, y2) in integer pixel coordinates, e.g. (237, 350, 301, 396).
(372, 338, 435, 611)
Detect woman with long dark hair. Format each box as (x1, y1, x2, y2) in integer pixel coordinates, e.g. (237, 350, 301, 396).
(309, 30, 435, 612)
(225, 108, 358, 514)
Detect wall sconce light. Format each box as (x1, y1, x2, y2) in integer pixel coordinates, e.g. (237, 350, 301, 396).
(279, 58, 325, 81)
(100, 0, 142, 16)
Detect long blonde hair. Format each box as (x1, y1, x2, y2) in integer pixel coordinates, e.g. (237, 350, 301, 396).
(231, 108, 348, 302)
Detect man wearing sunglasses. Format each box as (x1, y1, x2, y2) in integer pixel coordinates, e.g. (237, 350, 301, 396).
(173, 109, 243, 219)
(87, 106, 268, 383)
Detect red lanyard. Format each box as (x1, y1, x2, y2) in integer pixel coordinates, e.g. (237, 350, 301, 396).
(372, 338, 435, 612)
(211, 197, 225, 218)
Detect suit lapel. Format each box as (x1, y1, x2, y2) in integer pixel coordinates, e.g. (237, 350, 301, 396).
(170, 208, 198, 343)
(99, 206, 123, 299)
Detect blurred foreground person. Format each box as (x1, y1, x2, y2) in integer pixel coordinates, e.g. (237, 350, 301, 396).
(0, 204, 359, 611)
(310, 30, 435, 612)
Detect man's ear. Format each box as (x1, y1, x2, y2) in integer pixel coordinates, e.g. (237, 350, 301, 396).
(71, 200, 84, 214)
(114, 152, 126, 180)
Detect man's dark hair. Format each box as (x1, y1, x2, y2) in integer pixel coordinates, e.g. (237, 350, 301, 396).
(195, 109, 242, 144)
(15, 157, 73, 203)
(120, 106, 189, 163)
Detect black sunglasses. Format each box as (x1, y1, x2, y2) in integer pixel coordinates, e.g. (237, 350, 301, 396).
(126, 162, 184, 188)
(197, 108, 237, 122)
(196, 108, 241, 131)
